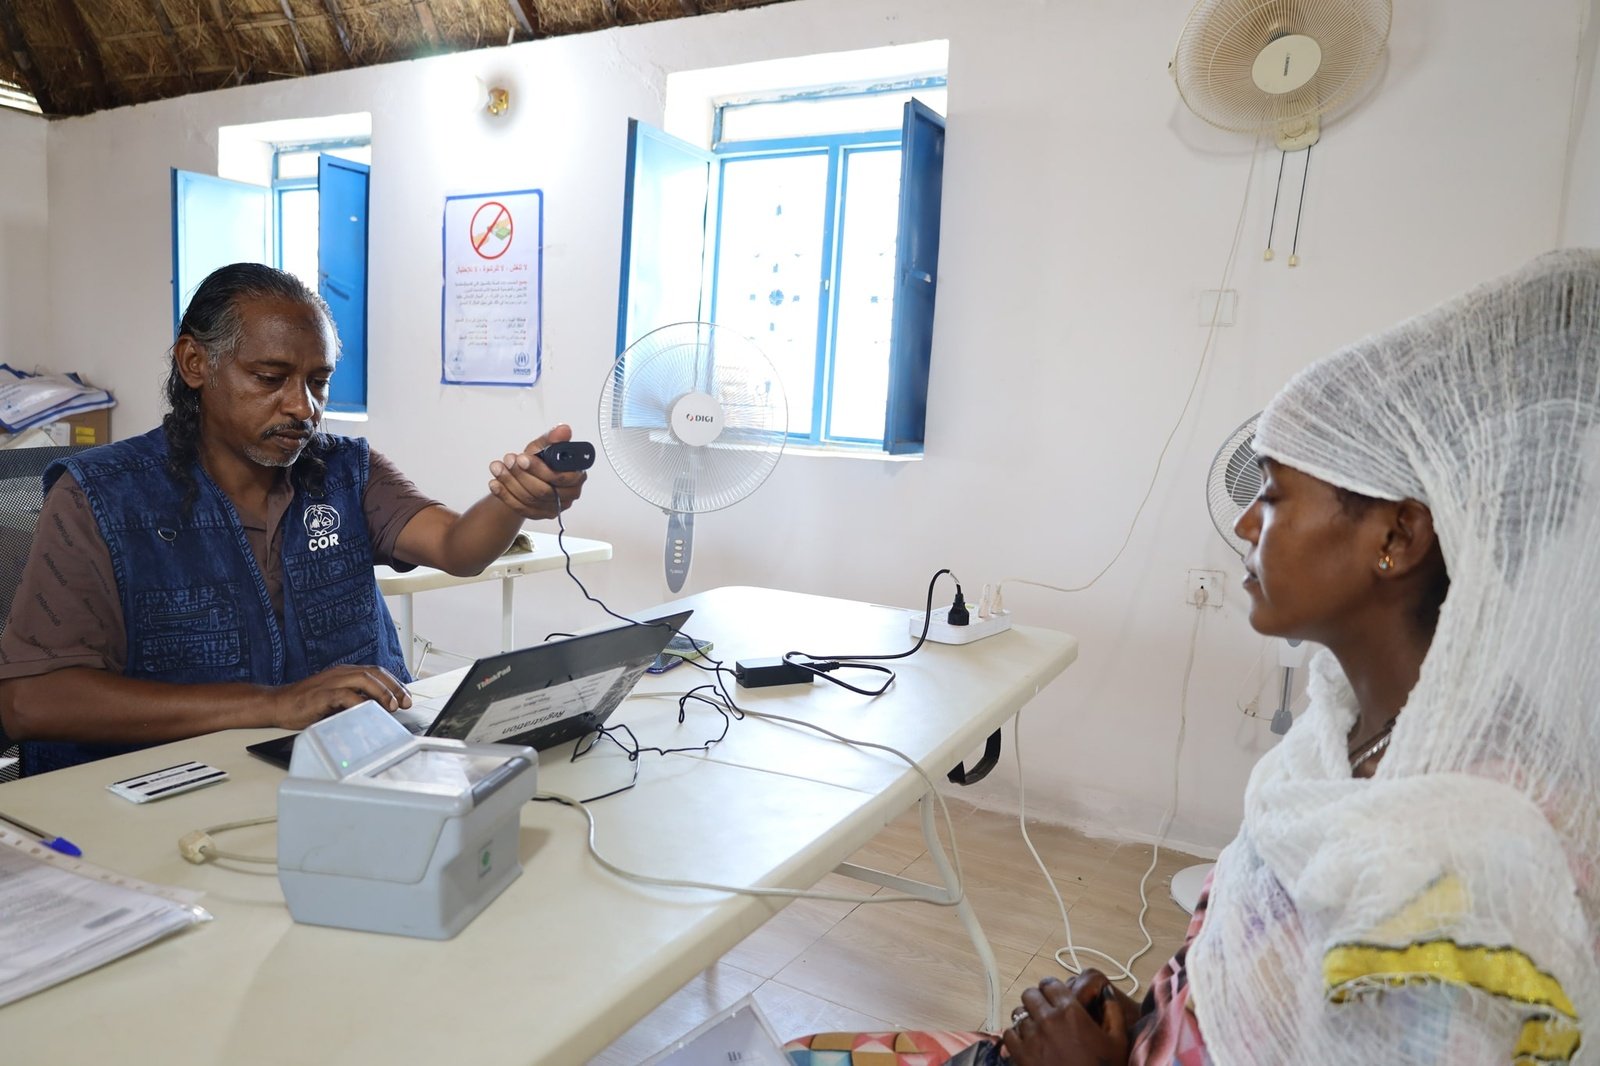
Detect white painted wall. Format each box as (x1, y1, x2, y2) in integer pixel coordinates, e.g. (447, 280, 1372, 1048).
(36, 0, 1581, 853)
(0, 107, 49, 369)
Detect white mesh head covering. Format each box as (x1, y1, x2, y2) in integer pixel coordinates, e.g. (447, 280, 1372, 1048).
(1187, 250, 1600, 1064)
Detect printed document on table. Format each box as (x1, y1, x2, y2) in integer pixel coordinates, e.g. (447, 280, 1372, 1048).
(0, 827, 209, 1007)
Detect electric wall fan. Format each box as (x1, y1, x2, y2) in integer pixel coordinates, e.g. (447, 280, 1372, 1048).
(1171, 413, 1312, 913)
(1170, 0, 1391, 151)
(1170, 0, 1391, 265)
(598, 321, 788, 593)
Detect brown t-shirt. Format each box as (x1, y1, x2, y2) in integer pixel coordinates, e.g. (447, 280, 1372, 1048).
(0, 450, 439, 679)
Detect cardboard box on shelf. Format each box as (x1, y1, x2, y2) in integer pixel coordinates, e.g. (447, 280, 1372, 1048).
(39, 407, 113, 447)
(62, 408, 111, 445)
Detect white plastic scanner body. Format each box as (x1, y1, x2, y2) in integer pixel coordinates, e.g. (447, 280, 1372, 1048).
(275, 703, 538, 939)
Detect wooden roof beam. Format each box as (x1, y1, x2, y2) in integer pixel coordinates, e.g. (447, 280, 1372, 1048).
(319, 0, 355, 64)
(0, 0, 57, 114)
(52, 0, 114, 110)
(205, 0, 249, 86)
(275, 0, 314, 75)
(413, 1, 440, 46)
(504, 0, 539, 40)
(100, 29, 165, 43)
(148, 0, 197, 91)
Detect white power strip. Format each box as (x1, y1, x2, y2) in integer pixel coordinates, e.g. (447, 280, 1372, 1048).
(909, 609, 1012, 645)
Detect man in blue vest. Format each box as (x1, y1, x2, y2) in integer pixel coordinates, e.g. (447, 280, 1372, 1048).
(0, 263, 587, 773)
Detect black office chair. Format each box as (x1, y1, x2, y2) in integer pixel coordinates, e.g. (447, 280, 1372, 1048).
(0, 445, 85, 783)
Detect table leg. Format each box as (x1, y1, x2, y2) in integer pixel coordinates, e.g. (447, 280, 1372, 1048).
(921, 793, 1003, 1032)
(833, 792, 1002, 1032)
(399, 593, 415, 673)
(501, 576, 515, 652)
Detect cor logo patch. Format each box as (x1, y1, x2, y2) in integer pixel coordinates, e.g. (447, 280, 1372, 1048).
(303, 504, 342, 552)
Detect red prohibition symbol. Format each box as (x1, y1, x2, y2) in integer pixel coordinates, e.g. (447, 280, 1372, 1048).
(470, 200, 513, 259)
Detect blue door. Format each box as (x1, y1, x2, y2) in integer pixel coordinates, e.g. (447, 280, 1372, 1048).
(318, 155, 370, 414)
(884, 99, 945, 456)
(617, 119, 714, 356)
(171, 169, 269, 332)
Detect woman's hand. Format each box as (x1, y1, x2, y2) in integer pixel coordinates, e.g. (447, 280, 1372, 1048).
(1001, 972, 1133, 1066)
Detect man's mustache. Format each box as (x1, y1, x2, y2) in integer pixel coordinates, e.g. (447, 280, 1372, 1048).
(261, 420, 316, 439)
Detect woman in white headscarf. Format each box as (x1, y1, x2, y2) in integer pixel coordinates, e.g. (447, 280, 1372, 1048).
(1001, 249, 1600, 1066)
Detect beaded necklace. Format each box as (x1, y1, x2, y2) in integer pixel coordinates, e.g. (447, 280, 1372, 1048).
(1348, 716, 1399, 769)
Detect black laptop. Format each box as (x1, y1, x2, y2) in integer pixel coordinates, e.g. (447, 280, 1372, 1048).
(247, 611, 693, 768)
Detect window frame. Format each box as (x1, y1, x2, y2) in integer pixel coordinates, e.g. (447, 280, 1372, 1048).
(709, 130, 902, 449)
(268, 137, 369, 282)
(706, 78, 945, 451)
(617, 71, 945, 456)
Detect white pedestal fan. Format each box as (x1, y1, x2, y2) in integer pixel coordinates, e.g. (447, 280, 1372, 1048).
(597, 321, 788, 593)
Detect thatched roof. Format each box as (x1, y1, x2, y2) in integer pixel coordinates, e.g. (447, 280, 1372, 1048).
(0, 0, 799, 118)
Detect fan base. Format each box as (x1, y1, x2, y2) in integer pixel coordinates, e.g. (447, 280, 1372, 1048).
(1171, 862, 1214, 914)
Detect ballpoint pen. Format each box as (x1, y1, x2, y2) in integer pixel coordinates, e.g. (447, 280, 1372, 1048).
(0, 810, 82, 857)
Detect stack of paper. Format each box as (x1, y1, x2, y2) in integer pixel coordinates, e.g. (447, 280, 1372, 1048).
(0, 827, 209, 1007)
(0, 365, 115, 434)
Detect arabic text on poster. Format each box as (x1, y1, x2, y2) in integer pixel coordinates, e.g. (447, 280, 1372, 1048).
(441, 189, 543, 386)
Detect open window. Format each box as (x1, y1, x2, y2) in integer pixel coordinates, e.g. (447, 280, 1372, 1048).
(618, 57, 946, 455)
(172, 124, 371, 415)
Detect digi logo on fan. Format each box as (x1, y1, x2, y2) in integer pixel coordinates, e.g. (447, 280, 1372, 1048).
(303, 504, 342, 552)
(669, 391, 725, 447)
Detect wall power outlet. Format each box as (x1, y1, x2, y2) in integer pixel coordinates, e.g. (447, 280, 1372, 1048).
(909, 609, 1013, 645)
(1186, 569, 1224, 609)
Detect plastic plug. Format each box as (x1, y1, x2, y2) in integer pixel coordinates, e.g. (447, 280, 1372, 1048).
(946, 586, 970, 626)
(178, 830, 214, 864)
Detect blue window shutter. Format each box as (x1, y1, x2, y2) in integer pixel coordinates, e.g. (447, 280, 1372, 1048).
(317, 155, 370, 413)
(884, 99, 945, 456)
(617, 119, 714, 356)
(171, 169, 269, 333)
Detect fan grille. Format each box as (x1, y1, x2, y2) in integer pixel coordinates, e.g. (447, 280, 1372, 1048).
(1206, 413, 1263, 557)
(598, 322, 787, 513)
(1172, 0, 1392, 134)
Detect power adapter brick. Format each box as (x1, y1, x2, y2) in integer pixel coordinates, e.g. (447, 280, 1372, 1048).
(734, 657, 815, 688)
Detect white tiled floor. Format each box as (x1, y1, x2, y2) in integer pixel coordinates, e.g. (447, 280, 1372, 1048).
(589, 798, 1199, 1064)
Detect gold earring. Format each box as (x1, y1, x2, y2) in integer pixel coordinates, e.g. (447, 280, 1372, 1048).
(1378, 554, 1394, 571)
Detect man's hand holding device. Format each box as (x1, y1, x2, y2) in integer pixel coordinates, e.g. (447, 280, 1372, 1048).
(487, 426, 594, 519)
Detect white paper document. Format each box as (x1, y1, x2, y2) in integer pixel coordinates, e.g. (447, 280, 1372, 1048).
(0, 365, 114, 433)
(0, 827, 209, 1007)
(467, 666, 627, 744)
(641, 995, 789, 1066)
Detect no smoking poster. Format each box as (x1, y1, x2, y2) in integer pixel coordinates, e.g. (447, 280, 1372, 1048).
(441, 188, 543, 386)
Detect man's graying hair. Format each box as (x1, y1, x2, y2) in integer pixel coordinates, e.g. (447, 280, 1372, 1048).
(162, 263, 340, 512)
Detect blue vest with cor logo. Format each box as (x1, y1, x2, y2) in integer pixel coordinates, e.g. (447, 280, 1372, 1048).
(21, 428, 410, 774)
